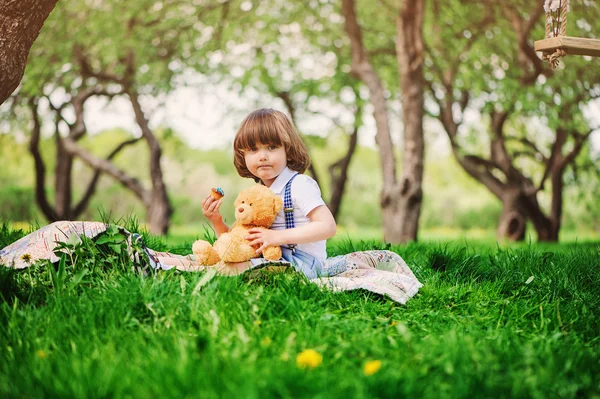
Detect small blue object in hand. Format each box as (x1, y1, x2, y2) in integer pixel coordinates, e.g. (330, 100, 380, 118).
(211, 187, 225, 199)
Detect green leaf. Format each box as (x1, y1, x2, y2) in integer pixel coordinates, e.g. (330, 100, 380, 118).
(95, 235, 112, 245)
(180, 275, 187, 294)
(109, 244, 122, 254)
(69, 268, 90, 290)
(67, 234, 83, 247)
(525, 276, 535, 285)
(192, 268, 217, 296)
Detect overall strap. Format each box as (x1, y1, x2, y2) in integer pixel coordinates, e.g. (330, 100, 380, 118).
(283, 173, 299, 252)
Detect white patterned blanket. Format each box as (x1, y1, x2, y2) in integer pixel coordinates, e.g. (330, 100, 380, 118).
(0, 221, 422, 304)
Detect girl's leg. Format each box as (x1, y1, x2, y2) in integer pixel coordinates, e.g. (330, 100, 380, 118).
(213, 260, 254, 275)
(149, 250, 204, 271)
(149, 250, 253, 275)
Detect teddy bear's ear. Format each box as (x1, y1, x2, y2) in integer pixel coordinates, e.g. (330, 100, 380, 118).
(273, 196, 283, 214)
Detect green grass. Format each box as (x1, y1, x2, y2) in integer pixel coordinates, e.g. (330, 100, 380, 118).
(0, 224, 599, 398)
(165, 223, 599, 249)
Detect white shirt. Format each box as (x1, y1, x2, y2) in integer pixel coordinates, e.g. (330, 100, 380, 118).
(268, 167, 327, 263)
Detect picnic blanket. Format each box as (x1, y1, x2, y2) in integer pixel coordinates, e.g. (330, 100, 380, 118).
(0, 221, 422, 304)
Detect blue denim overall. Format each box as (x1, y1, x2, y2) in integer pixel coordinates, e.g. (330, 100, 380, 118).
(279, 173, 324, 279)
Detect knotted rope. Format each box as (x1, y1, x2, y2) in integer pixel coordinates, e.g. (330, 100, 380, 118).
(542, 0, 569, 69)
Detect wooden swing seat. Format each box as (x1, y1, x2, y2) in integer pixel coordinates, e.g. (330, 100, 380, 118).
(534, 36, 600, 57)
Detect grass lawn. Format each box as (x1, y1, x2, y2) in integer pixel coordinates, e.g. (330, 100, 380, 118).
(0, 224, 599, 398)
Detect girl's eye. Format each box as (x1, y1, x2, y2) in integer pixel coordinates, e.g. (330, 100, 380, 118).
(249, 147, 257, 152)
(268, 145, 278, 150)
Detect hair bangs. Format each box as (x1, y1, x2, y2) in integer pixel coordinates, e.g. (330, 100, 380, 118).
(235, 110, 291, 152)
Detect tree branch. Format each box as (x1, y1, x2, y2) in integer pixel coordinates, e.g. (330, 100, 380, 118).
(62, 137, 150, 206)
(125, 85, 167, 195)
(328, 104, 361, 217)
(341, 0, 397, 187)
(28, 98, 56, 220)
(455, 152, 506, 198)
(70, 86, 113, 140)
(505, 136, 548, 162)
(500, 2, 545, 84)
(213, 0, 231, 48)
(489, 110, 513, 172)
(562, 128, 595, 169)
(76, 46, 124, 84)
(73, 137, 142, 217)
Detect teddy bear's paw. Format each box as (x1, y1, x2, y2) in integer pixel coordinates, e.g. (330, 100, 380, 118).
(263, 246, 282, 261)
(214, 233, 256, 263)
(192, 240, 220, 266)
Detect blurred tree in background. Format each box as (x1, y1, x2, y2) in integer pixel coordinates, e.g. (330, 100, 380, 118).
(4, 0, 239, 234)
(341, 0, 426, 244)
(422, 0, 600, 241)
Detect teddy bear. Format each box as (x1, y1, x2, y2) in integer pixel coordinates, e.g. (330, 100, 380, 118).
(192, 184, 283, 265)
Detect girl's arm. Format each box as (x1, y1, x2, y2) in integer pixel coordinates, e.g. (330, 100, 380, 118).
(211, 219, 230, 237)
(245, 205, 337, 254)
(202, 195, 229, 236)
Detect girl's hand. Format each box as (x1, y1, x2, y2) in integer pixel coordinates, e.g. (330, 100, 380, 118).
(245, 227, 280, 255)
(202, 195, 223, 224)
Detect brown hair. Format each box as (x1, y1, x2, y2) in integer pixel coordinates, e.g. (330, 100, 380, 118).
(233, 108, 311, 180)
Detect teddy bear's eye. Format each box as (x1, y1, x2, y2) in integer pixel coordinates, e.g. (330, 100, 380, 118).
(250, 203, 253, 206)
(241, 201, 245, 204)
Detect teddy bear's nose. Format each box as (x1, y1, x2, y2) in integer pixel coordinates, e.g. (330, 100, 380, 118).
(238, 207, 245, 213)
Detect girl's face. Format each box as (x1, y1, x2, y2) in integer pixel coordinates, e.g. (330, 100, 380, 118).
(243, 143, 287, 187)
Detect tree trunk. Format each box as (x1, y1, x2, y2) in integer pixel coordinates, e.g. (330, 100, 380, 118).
(127, 88, 172, 235)
(148, 193, 172, 236)
(497, 189, 527, 241)
(0, 0, 58, 104)
(328, 122, 359, 219)
(391, 0, 425, 242)
(546, 166, 563, 242)
(28, 99, 55, 220)
(54, 138, 74, 220)
(497, 186, 559, 242)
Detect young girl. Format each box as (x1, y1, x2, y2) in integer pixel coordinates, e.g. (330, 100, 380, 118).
(202, 108, 335, 277)
(202, 108, 422, 288)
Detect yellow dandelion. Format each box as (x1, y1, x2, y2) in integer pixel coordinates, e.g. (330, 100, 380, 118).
(390, 321, 398, 327)
(260, 337, 272, 346)
(253, 320, 262, 327)
(364, 360, 382, 376)
(20, 253, 32, 263)
(296, 349, 322, 369)
(36, 350, 48, 359)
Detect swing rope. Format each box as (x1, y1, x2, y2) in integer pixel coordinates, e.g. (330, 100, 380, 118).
(542, 0, 569, 69)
